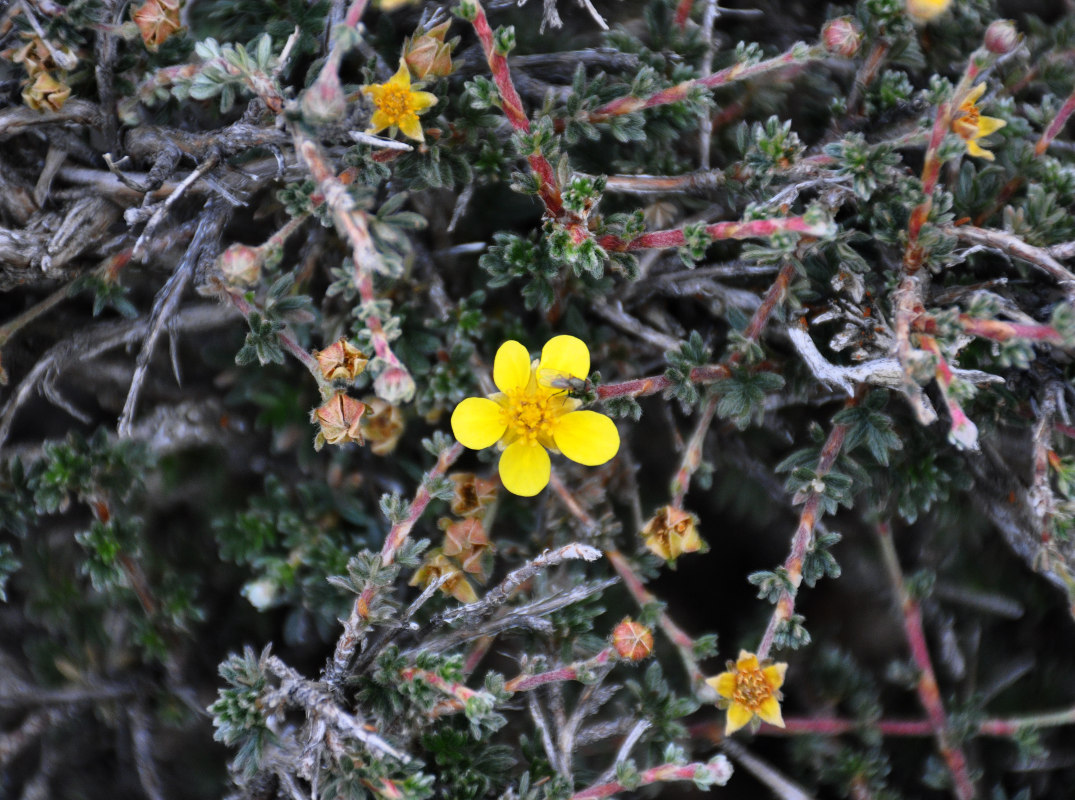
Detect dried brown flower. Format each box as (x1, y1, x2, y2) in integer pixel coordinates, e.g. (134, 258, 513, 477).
(132, 0, 183, 53)
(314, 340, 368, 383)
(641, 505, 704, 563)
(311, 394, 365, 451)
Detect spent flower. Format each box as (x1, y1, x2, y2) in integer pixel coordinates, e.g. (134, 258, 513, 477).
(450, 336, 620, 496)
(362, 59, 438, 142)
(642, 505, 705, 563)
(22, 71, 71, 112)
(315, 340, 369, 383)
(410, 551, 478, 604)
(132, 0, 183, 52)
(311, 393, 365, 451)
(706, 650, 787, 735)
(360, 397, 405, 455)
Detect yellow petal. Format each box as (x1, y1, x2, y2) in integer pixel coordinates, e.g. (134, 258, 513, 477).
(498, 441, 551, 497)
(725, 703, 753, 735)
(736, 650, 760, 672)
(757, 696, 785, 728)
(707, 672, 738, 699)
(976, 115, 1007, 137)
(539, 335, 590, 384)
(367, 111, 392, 134)
(388, 59, 412, 89)
(494, 340, 532, 393)
(553, 411, 619, 466)
(451, 397, 506, 450)
(409, 91, 439, 112)
(398, 114, 425, 141)
(966, 140, 995, 161)
(763, 663, 787, 690)
(964, 82, 986, 105)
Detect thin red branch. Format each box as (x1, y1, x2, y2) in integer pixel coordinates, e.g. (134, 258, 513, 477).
(757, 399, 854, 660)
(876, 521, 977, 800)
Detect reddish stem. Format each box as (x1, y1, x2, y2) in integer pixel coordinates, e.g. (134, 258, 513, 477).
(757, 402, 854, 660)
(572, 761, 729, 800)
(598, 214, 830, 252)
(877, 521, 977, 800)
(469, 1, 563, 218)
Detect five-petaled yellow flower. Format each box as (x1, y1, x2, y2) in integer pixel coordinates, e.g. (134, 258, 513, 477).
(951, 83, 1007, 162)
(706, 650, 787, 735)
(362, 59, 438, 142)
(451, 336, 620, 497)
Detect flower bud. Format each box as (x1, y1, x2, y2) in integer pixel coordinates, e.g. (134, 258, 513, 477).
(314, 340, 368, 383)
(821, 17, 862, 58)
(641, 505, 705, 563)
(403, 20, 455, 80)
(984, 20, 1019, 55)
(612, 618, 654, 661)
(301, 60, 347, 126)
(219, 243, 262, 286)
(132, 0, 183, 53)
(22, 71, 70, 112)
(311, 393, 365, 451)
(360, 396, 404, 455)
(374, 364, 416, 405)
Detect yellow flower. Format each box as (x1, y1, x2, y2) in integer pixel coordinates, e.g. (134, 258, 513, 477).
(906, 0, 950, 23)
(362, 59, 438, 142)
(951, 83, 1007, 162)
(450, 336, 620, 497)
(706, 650, 787, 735)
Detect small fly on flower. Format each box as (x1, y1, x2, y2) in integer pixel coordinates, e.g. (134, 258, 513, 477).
(538, 367, 590, 395)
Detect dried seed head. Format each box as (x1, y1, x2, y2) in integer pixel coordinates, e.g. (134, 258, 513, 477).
(311, 393, 365, 451)
(315, 340, 369, 383)
(22, 71, 70, 112)
(449, 472, 499, 517)
(361, 396, 405, 455)
(612, 618, 654, 661)
(641, 505, 704, 563)
(132, 0, 183, 53)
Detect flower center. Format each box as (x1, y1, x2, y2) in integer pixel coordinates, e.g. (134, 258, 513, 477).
(732, 667, 774, 711)
(952, 102, 980, 141)
(502, 389, 556, 445)
(376, 85, 412, 124)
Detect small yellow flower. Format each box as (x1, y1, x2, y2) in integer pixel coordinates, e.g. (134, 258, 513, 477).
(906, 0, 951, 23)
(362, 59, 438, 142)
(706, 650, 787, 735)
(951, 83, 1007, 162)
(450, 336, 620, 497)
